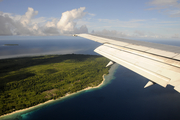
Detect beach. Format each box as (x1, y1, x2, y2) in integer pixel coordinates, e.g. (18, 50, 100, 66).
(0, 74, 107, 119)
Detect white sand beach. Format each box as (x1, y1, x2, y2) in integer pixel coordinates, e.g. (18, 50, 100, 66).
(0, 74, 106, 119)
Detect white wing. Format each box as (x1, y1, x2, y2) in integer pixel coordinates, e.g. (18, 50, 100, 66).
(75, 34, 180, 93)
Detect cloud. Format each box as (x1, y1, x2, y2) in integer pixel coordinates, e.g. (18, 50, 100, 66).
(88, 13, 96, 17)
(134, 30, 145, 36)
(149, 0, 179, 6)
(20, 7, 38, 27)
(0, 15, 13, 35)
(147, 0, 180, 17)
(42, 27, 59, 35)
(172, 33, 180, 38)
(74, 25, 88, 34)
(57, 7, 87, 34)
(92, 29, 129, 37)
(169, 10, 180, 17)
(0, 7, 88, 36)
(45, 18, 58, 28)
(97, 19, 146, 28)
(91, 29, 167, 39)
(148, 0, 180, 9)
(0, 12, 32, 35)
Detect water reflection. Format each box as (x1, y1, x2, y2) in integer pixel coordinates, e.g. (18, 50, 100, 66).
(0, 39, 101, 59)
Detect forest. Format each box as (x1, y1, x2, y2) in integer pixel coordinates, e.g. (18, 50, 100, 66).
(0, 54, 110, 116)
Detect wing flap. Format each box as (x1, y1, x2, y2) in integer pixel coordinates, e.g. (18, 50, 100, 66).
(95, 44, 180, 89)
(76, 34, 180, 92)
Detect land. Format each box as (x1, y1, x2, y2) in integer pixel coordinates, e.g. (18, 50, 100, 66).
(3, 44, 19, 46)
(0, 54, 110, 116)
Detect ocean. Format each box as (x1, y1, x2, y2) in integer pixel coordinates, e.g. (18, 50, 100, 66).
(1, 36, 180, 120)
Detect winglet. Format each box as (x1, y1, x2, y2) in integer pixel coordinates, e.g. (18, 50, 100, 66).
(144, 81, 155, 88)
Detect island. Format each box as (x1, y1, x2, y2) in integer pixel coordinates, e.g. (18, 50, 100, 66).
(3, 44, 19, 46)
(0, 54, 110, 116)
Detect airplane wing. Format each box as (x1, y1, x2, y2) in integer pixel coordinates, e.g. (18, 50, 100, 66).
(74, 34, 180, 93)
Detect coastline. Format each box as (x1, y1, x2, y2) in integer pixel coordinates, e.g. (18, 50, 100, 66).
(0, 74, 106, 119)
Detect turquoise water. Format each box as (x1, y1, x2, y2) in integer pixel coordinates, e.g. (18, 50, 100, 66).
(0, 64, 119, 120)
(1, 38, 180, 120)
(2, 63, 180, 120)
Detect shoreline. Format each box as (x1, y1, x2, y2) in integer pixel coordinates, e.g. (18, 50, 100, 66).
(0, 74, 106, 119)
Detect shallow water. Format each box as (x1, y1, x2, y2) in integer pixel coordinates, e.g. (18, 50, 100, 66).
(1, 38, 180, 120)
(5, 64, 180, 120)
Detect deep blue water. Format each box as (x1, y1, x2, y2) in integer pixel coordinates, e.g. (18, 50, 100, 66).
(1, 38, 180, 120)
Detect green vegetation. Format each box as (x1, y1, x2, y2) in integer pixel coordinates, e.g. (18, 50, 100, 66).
(0, 54, 110, 116)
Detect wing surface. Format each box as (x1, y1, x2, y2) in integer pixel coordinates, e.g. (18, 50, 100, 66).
(75, 34, 180, 93)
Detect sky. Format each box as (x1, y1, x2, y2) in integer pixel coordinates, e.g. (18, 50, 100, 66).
(0, 0, 180, 40)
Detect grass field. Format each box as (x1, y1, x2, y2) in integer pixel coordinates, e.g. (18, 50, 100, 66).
(0, 54, 110, 116)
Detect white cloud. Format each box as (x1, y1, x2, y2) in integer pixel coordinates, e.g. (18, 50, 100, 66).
(31, 17, 47, 25)
(148, 0, 180, 17)
(57, 7, 87, 34)
(172, 33, 180, 38)
(45, 18, 58, 28)
(42, 27, 59, 35)
(0, 11, 33, 35)
(0, 7, 88, 36)
(149, 0, 179, 6)
(74, 25, 88, 34)
(92, 29, 130, 37)
(97, 19, 146, 28)
(92, 29, 167, 39)
(134, 30, 145, 36)
(169, 10, 180, 17)
(132, 30, 165, 39)
(129, 19, 146, 22)
(88, 13, 96, 17)
(20, 7, 38, 27)
(82, 14, 180, 39)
